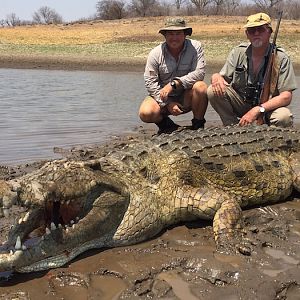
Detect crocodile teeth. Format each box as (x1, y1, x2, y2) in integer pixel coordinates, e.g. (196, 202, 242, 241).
(15, 236, 22, 250)
(22, 245, 27, 250)
(23, 211, 30, 222)
(50, 222, 57, 230)
(18, 218, 23, 224)
(3, 208, 9, 218)
(45, 228, 51, 235)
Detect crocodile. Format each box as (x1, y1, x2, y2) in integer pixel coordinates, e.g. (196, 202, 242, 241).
(0, 125, 300, 273)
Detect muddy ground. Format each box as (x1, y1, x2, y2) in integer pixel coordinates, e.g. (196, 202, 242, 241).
(0, 127, 300, 300)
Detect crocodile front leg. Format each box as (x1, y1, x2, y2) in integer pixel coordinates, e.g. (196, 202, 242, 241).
(173, 185, 247, 254)
(213, 197, 247, 254)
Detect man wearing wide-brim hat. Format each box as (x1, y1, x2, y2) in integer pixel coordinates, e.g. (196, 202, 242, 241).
(139, 18, 208, 134)
(207, 12, 297, 127)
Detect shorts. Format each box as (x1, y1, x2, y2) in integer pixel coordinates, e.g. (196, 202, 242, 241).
(145, 88, 185, 107)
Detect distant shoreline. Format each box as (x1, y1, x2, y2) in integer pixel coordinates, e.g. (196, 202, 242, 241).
(0, 55, 299, 75)
(0, 55, 145, 72)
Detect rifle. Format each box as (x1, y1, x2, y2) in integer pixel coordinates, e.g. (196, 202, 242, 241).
(257, 11, 283, 125)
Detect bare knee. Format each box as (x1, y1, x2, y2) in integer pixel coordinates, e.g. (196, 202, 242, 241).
(193, 81, 207, 95)
(139, 98, 162, 123)
(139, 110, 156, 123)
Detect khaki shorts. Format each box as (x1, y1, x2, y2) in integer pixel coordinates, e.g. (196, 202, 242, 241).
(145, 88, 189, 112)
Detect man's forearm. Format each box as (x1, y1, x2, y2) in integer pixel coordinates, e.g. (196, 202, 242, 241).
(260, 91, 292, 112)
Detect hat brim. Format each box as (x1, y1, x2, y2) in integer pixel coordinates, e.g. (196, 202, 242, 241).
(159, 27, 192, 36)
(244, 21, 271, 28)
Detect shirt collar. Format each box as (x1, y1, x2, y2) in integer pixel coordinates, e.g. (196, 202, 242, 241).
(245, 42, 271, 58)
(163, 39, 187, 55)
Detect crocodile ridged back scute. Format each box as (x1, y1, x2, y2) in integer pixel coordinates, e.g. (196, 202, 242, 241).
(150, 125, 300, 156)
(100, 125, 300, 183)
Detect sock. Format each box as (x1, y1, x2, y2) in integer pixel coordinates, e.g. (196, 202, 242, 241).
(191, 118, 206, 130)
(156, 117, 179, 133)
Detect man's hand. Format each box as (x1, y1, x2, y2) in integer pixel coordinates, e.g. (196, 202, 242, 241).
(167, 102, 183, 116)
(211, 73, 229, 96)
(239, 106, 260, 126)
(160, 83, 172, 101)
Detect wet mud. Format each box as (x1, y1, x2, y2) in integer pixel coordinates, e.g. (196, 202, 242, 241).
(0, 129, 300, 299)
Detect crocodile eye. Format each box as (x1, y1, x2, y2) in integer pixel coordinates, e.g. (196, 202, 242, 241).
(139, 167, 148, 178)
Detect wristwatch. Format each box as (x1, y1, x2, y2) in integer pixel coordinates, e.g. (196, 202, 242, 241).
(170, 80, 177, 89)
(259, 105, 266, 113)
(157, 98, 167, 108)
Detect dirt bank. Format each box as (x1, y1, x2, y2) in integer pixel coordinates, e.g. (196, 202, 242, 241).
(0, 54, 229, 74)
(0, 55, 145, 72)
(0, 54, 299, 76)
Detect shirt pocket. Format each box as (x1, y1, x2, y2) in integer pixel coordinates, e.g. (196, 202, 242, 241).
(176, 64, 190, 76)
(232, 66, 247, 91)
(159, 65, 171, 75)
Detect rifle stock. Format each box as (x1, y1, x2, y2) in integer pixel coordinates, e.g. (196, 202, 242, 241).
(257, 11, 283, 125)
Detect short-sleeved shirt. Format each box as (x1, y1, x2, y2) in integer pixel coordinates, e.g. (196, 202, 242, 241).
(220, 42, 297, 100)
(144, 39, 206, 102)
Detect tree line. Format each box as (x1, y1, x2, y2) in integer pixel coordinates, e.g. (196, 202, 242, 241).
(95, 0, 299, 20)
(1, 6, 62, 27)
(1, 0, 299, 27)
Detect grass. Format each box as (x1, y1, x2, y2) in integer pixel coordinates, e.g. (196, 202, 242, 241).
(0, 16, 299, 69)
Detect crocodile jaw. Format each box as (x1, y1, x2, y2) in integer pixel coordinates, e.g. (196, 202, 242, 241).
(0, 192, 128, 273)
(2, 234, 115, 273)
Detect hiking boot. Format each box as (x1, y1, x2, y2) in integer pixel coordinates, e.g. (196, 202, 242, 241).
(156, 117, 180, 134)
(191, 118, 206, 130)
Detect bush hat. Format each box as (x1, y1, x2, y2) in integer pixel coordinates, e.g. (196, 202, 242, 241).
(244, 12, 272, 29)
(159, 18, 192, 36)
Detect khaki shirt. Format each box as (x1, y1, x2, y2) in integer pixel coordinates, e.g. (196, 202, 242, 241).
(220, 42, 297, 100)
(144, 39, 206, 102)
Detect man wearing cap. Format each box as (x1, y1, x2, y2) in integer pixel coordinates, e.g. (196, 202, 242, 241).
(207, 12, 297, 127)
(139, 18, 208, 134)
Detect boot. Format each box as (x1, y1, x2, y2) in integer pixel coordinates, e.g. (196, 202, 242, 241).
(191, 118, 206, 130)
(156, 117, 180, 134)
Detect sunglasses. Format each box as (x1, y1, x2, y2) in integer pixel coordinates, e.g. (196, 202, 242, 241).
(246, 26, 267, 35)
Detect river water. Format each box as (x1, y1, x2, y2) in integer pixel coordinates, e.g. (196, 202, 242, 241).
(0, 68, 299, 165)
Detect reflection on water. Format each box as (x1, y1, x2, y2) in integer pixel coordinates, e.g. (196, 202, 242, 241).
(0, 69, 146, 165)
(0, 68, 299, 165)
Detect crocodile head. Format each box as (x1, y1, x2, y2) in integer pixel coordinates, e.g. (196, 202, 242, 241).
(0, 160, 129, 273)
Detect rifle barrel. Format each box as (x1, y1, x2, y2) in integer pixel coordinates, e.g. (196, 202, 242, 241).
(273, 11, 283, 45)
(258, 11, 283, 106)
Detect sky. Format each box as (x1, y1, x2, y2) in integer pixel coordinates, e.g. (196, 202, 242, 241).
(1, 0, 99, 22)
